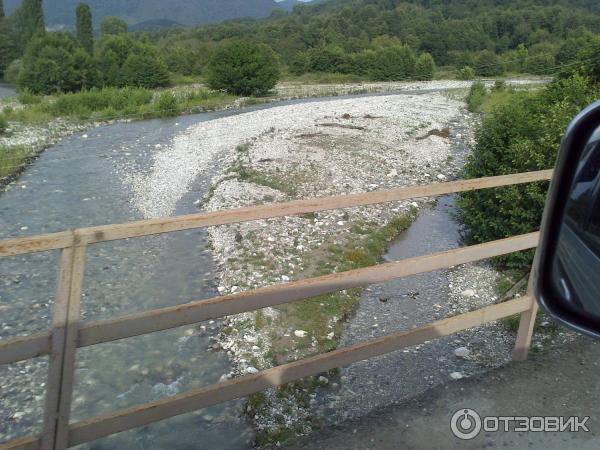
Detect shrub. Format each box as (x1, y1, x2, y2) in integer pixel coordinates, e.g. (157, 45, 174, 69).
(473, 50, 504, 77)
(457, 66, 475, 80)
(369, 45, 416, 81)
(17, 87, 41, 104)
(18, 32, 95, 94)
(457, 74, 600, 268)
(155, 91, 179, 117)
(414, 52, 435, 80)
(121, 52, 170, 88)
(0, 114, 8, 134)
(207, 40, 280, 96)
(491, 79, 506, 92)
(466, 81, 486, 112)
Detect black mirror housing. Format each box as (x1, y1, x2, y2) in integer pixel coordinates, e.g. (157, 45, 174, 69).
(535, 99, 600, 338)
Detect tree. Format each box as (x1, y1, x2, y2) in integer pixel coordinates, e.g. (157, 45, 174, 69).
(473, 50, 504, 77)
(0, 0, 5, 19)
(76, 3, 93, 54)
(121, 50, 170, 88)
(100, 16, 127, 36)
(414, 52, 435, 80)
(18, 32, 93, 93)
(369, 45, 416, 81)
(207, 40, 280, 96)
(0, 17, 18, 76)
(16, 0, 45, 49)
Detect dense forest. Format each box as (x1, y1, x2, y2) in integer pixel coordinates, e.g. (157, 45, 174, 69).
(153, 0, 600, 78)
(2, 0, 600, 93)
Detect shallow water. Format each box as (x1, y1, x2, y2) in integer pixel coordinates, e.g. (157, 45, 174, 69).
(0, 83, 16, 98)
(0, 89, 453, 447)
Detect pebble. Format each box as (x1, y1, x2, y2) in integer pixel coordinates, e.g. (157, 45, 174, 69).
(449, 372, 464, 380)
(246, 367, 259, 374)
(454, 347, 470, 358)
(294, 330, 307, 338)
(461, 289, 476, 297)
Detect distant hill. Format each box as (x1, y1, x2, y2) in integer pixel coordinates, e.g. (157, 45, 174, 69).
(4, 0, 313, 28)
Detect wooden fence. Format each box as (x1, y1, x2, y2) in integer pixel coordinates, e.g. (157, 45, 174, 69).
(0, 169, 552, 450)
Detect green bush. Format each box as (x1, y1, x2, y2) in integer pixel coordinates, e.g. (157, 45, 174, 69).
(473, 50, 504, 77)
(369, 45, 416, 81)
(457, 74, 600, 268)
(207, 40, 280, 96)
(491, 79, 506, 92)
(17, 88, 41, 104)
(457, 66, 476, 80)
(414, 52, 435, 80)
(121, 52, 170, 88)
(18, 32, 95, 94)
(0, 114, 8, 134)
(155, 91, 179, 117)
(466, 81, 486, 112)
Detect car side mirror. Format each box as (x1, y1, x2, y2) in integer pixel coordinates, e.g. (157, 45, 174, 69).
(535, 99, 600, 338)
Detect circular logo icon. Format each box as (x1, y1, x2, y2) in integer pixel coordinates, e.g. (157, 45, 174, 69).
(451, 408, 482, 440)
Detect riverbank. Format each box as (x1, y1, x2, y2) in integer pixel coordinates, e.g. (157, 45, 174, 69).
(160, 91, 473, 444)
(0, 78, 547, 190)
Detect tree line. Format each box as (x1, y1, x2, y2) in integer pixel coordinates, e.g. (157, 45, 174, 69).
(154, 0, 600, 79)
(0, 1, 170, 94)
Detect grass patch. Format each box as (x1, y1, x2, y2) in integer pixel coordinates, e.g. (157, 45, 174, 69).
(0, 145, 37, 180)
(282, 72, 369, 84)
(3, 86, 237, 124)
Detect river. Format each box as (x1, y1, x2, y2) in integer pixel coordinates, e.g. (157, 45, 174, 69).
(0, 83, 16, 98)
(0, 90, 472, 448)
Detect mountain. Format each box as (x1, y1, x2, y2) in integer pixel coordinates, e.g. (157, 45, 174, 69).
(4, 0, 313, 28)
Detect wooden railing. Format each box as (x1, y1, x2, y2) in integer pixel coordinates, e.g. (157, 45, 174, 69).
(0, 169, 553, 450)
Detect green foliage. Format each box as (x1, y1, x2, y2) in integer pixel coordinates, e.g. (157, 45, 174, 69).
(15, 0, 45, 49)
(3, 58, 21, 83)
(414, 52, 435, 80)
(457, 66, 476, 80)
(458, 74, 600, 268)
(0, 114, 7, 134)
(369, 45, 416, 81)
(207, 40, 280, 96)
(18, 32, 95, 94)
(526, 53, 555, 75)
(164, 47, 197, 75)
(0, 0, 4, 19)
(155, 91, 179, 117)
(467, 81, 487, 112)
(17, 87, 41, 104)
(100, 16, 127, 36)
(474, 50, 504, 77)
(0, 16, 18, 76)
(76, 3, 94, 54)
(121, 51, 170, 88)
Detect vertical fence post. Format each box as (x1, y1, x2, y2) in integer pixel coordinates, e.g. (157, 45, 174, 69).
(41, 244, 87, 450)
(512, 271, 538, 361)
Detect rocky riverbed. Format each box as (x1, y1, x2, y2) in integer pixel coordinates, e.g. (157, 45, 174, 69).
(131, 90, 480, 443)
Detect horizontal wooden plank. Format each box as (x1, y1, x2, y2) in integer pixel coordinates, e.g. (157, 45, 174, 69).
(79, 232, 539, 347)
(0, 436, 40, 450)
(0, 231, 73, 258)
(0, 170, 553, 256)
(0, 332, 51, 366)
(68, 297, 531, 446)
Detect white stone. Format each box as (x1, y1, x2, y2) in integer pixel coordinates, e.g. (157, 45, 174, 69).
(318, 376, 329, 385)
(281, 275, 290, 282)
(450, 372, 464, 380)
(387, 169, 398, 178)
(437, 174, 447, 180)
(244, 335, 257, 344)
(82, 134, 88, 139)
(454, 347, 470, 358)
(327, 332, 334, 340)
(294, 330, 307, 338)
(246, 367, 259, 374)
(461, 289, 476, 297)
(217, 286, 226, 293)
